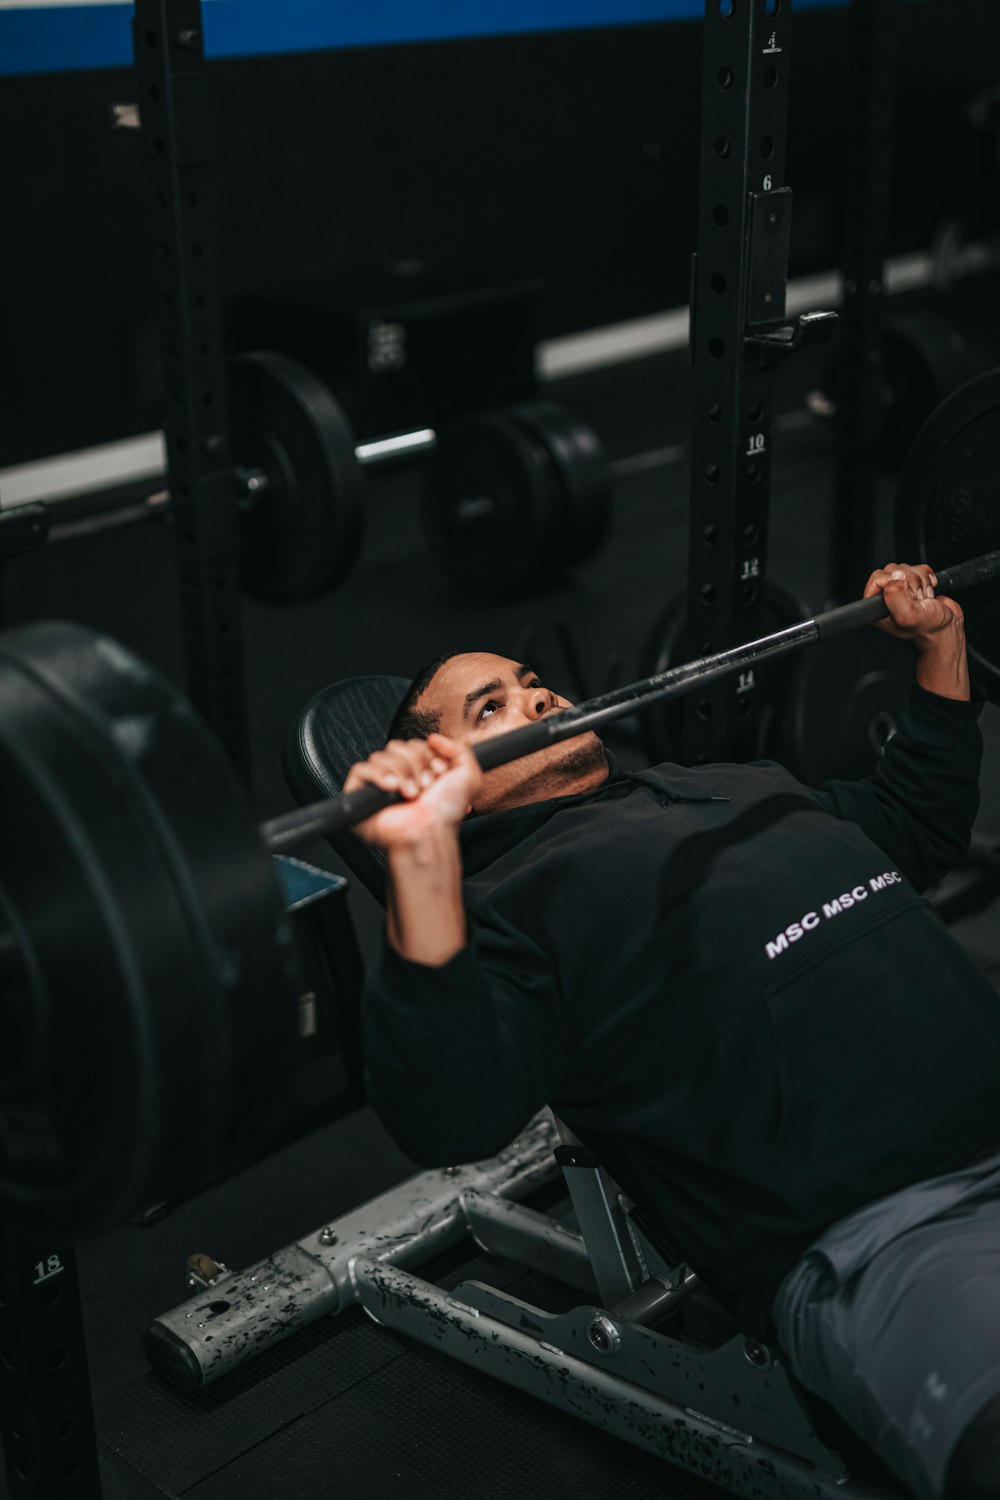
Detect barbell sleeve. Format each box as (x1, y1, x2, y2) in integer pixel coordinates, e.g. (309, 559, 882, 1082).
(259, 548, 1000, 854)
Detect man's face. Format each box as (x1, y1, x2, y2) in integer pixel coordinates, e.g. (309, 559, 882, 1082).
(417, 652, 608, 813)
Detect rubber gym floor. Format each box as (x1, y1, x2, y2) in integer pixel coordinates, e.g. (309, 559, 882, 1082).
(3, 323, 1000, 1500)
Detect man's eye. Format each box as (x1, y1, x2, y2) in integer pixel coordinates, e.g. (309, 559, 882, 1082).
(479, 700, 500, 720)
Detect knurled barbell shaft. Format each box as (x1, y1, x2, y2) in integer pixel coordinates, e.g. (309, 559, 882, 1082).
(259, 549, 1000, 854)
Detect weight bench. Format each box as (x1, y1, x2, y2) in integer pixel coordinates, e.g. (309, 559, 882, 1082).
(146, 676, 903, 1499)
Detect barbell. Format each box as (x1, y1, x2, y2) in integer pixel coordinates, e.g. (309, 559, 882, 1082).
(1, 546, 998, 1242)
(0, 352, 611, 605)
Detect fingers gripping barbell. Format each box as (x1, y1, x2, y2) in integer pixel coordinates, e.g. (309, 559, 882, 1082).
(1, 548, 998, 1241)
(1, 353, 612, 605)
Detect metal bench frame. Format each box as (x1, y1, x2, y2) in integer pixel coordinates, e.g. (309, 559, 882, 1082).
(147, 1113, 900, 1498)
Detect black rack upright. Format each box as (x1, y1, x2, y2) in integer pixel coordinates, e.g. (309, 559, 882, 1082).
(682, 0, 796, 765)
(132, 0, 251, 786)
(828, 0, 898, 605)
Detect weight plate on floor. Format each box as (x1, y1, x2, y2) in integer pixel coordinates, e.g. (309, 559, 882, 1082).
(777, 628, 913, 786)
(895, 367, 1000, 705)
(639, 581, 806, 763)
(0, 622, 300, 1238)
(229, 351, 366, 605)
(880, 311, 981, 470)
(420, 409, 559, 594)
(507, 400, 611, 566)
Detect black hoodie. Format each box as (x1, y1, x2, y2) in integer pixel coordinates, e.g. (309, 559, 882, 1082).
(361, 684, 1000, 1329)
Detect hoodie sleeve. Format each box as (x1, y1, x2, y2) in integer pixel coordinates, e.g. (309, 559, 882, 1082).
(361, 907, 565, 1167)
(810, 682, 985, 892)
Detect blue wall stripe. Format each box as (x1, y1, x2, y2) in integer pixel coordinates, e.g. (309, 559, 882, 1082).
(0, 0, 881, 79)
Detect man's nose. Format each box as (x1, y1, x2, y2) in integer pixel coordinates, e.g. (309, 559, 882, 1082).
(530, 689, 553, 718)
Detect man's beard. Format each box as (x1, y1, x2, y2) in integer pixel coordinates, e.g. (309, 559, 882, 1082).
(495, 732, 608, 804)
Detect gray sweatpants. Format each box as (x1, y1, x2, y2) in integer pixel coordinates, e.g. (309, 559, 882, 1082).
(773, 1150, 1000, 1499)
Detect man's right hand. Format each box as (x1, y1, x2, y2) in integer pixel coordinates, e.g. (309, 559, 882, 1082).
(343, 733, 482, 849)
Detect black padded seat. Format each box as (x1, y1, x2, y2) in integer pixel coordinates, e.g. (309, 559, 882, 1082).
(282, 675, 409, 904)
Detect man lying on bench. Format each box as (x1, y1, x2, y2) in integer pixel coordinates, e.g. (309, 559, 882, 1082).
(344, 561, 1000, 1500)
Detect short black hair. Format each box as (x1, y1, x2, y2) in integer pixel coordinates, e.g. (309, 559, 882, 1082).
(387, 651, 464, 741)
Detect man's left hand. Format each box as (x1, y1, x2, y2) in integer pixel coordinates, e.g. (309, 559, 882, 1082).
(864, 562, 964, 649)
(864, 561, 970, 701)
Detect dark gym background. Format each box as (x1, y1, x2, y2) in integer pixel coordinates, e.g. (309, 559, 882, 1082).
(3, 2, 1000, 1497)
(3, 0, 999, 464)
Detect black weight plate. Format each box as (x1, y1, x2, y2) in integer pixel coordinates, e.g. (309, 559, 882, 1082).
(420, 410, 559, 595)
(229, 351, 366, 604)
(777, 628, 913, 786)
(895, 368, 1000, 705)
(639, 581, 806, 763)
(880, 311, 981, 470)
(506, 400, 611, 566)
(0, 622, 299, 1239)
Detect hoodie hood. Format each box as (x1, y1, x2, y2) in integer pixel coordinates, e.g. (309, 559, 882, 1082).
(458, 752, 732, 876)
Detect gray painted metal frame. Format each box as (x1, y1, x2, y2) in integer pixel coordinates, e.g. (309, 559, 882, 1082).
(147, 1112, 902, 1498)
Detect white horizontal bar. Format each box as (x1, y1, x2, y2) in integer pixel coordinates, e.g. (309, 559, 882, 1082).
(0, 432, 166, 509)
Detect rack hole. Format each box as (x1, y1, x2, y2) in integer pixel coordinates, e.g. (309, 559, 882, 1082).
(696, 699, 713, 720)
(700, 584, 717, 604)
(744, 522, 759, 545)
(703, 524, 718, 544)
(712, 204, 730, 228)
(46, 1346, 68, 1370)
(714, 137, 731, 160)
(717, 66, 735, 90)
(748, 400, 763, 421)
(719, 0, 734, 15)
(705, 463, 720, 484)
(708, 338, 725, 359)
(764, 64, 778, 89)
(760, 135, 774, 159)
(706, 402, 722, 422)
(710, 271, 727, 294)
